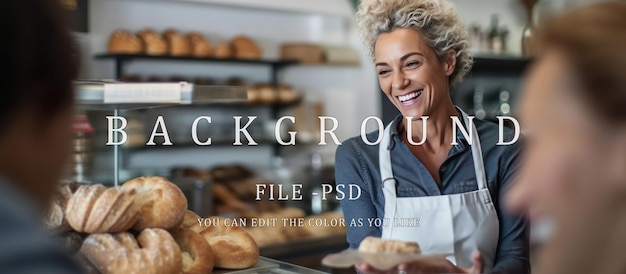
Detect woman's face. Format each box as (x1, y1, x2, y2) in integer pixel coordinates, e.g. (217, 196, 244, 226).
(374, 28, 455, 119)
(508, 51, 622, 219)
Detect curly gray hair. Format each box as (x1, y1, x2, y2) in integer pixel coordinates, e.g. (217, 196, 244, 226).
(356, 0, 473, 87)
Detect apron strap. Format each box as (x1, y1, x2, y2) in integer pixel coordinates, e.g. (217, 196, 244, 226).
(379, 120, 395, 184)
(380, 120, 397, 239)
(459, 109, 488, 191)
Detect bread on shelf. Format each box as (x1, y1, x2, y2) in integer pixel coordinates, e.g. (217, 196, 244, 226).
(179, 210, 205, 234)
(172, 228, 214, 274)
(200, 216, 259, 269)
(79, 228, 182, 274)
(137, 28, 167, 55)
(213, 42, 234, 58)
(231, 35, 262, 59)
(163, 29, 191, 56)
(121, 176, 188, 230)
(65, 184, 138, 233)
(44, 181, 81, 233)
(107, 30, 143, 54)
(187, 32, 212, 58)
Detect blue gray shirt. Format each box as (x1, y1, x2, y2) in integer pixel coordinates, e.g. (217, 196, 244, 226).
(335, 115, 530, 274)
(0, 177, 82, 274)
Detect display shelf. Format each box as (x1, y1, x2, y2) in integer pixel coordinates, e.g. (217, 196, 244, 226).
(471, 55, 531, 74)
(95, 53, 298, 81)
(74, 80, 247, 186)
(75, 80, 247, 110)
(102, 139, 283, 152)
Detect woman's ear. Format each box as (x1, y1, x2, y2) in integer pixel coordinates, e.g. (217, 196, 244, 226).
(442, 50, 457, 77)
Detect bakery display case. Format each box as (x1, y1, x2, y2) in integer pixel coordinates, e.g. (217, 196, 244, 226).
(65, 81, 345, 273)
(74, 80, 247, 186)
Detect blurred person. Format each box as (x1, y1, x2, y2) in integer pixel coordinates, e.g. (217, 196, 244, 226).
(335, 0, 529, 273)
(0, 0, 82, 273)
(507, 1, 626, 274)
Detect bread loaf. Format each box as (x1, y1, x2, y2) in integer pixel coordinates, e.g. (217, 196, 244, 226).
(231, 35, 261, 59)
(80, 228, 182, 274)
(121, 176, 187, 230)
(107, 30, 143, 54)
(200, 217, 259, 269)
(186, 32, 211, 57)
(137, 29, 167, 55)
(358, 237, 421, 254)
(44, 182, 80, 233)
(172, 228, 214, 274)
(163, 29, 191, 56)
(213, 42, 233, 58)
(65, 184, 138, 233)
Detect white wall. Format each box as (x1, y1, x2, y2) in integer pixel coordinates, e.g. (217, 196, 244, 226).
(82, 0, 527, 175)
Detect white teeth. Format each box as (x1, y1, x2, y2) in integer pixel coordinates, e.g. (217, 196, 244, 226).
(398, 90, 422, 102)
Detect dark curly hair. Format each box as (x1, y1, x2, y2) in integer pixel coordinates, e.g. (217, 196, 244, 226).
(1, 0, 79, 133)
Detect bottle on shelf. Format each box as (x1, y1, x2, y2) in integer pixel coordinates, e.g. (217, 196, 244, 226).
(488, 14, 505, 55)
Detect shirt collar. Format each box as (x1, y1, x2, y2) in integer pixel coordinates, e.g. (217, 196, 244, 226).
(388, 111, 471, 153)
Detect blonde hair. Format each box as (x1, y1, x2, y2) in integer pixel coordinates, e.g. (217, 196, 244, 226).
(356, 0, 472, 87)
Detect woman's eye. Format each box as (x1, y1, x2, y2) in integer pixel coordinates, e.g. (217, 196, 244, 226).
(405, 61, 420, 68)
(378, 70, 390, 76)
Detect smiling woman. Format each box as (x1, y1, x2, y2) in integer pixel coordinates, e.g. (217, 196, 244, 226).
(335, 0, 530, 273)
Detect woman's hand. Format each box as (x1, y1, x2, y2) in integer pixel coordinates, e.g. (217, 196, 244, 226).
(355, 252, 483, 274)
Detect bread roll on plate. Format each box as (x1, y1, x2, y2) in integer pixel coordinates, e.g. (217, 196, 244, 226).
(358, 236, 421, 254)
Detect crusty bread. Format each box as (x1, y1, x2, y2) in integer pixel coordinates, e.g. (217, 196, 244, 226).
(65, 184, 138, 233)
(358, 237, 421, 254)
(213, 42, 233, 58)
(44, 182, 80, 233)
(121, 176, 188, 231)
(186, 32, 211, 58)
(243, 226, 287, 247)
(172, 228, 214, 274)
(107, 30, 143, 54)
(163, 29, 191, 56)
(137, 29, 167, 55)
(80, 228, 182, 274)
(200, 216, 259, 269)
(179, 210, 205, 233)
(231, 35, 261, 59)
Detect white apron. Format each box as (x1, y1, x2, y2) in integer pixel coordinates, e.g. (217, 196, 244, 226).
(379, 111, 500, 272)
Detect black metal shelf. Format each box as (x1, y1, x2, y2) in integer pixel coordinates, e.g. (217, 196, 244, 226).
(471, 55, 531, 75)
(94, 53, 309, 156)
(95, 53, 298, 82)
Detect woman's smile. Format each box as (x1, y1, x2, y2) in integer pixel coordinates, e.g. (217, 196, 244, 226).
(397, 89, 423, 106)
